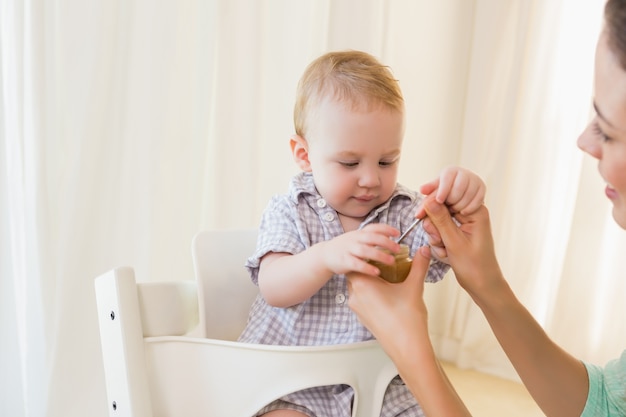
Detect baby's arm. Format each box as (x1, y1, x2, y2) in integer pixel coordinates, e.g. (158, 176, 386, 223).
(258, 223, 400, 308)
(418, 166, 485, 215)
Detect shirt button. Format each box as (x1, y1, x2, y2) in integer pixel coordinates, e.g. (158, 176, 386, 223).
(317, 199, 327, 208)
(335, 293, 346, 304)
(323, 212, 335, 222)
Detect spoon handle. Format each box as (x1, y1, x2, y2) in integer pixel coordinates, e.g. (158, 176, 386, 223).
(396, 217, 424, 244)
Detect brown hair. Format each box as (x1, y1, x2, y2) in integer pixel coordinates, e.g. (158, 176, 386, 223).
(293, 50, 404, 138)
(605, 0, 626, 70)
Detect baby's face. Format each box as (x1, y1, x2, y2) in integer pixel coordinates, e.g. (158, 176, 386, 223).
(305, 97, 405, 227)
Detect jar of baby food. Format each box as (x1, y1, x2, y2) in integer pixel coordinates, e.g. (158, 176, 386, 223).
(368, 244, 412, 283)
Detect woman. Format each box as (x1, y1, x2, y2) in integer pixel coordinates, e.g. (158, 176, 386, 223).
(346, 0, 626, 416)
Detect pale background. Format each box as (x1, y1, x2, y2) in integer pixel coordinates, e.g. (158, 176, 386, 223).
(2, 1, 625, 416)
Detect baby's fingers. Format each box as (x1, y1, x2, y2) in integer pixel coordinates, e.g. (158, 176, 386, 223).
(458, 182, 486, 214)
(418, 177, 440, 198)
(445, 175, 486, 214)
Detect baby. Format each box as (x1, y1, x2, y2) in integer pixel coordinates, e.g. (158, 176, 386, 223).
(239, 50, 486, 417)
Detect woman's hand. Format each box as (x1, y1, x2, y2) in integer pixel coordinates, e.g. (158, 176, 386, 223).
(347, 245, 474, 417)
(347, 246, 433, 359)
(421, 197, 504, 301)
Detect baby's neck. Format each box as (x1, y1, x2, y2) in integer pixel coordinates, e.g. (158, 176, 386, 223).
(338, 214, 365, 232)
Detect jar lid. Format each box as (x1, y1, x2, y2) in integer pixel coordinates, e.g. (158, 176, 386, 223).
(394, 244, 409, 259)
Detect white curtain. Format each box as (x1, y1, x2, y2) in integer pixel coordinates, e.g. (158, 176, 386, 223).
(1, 1, 621, 416)
(423, 0, 625, 381)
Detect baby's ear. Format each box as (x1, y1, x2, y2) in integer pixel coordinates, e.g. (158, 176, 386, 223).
(290, 135, 312, 172)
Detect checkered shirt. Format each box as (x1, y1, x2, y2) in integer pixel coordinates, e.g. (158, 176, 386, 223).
(238, 172, 448, 416)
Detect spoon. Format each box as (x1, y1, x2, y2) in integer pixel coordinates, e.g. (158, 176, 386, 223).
(396, 217, 424, 244)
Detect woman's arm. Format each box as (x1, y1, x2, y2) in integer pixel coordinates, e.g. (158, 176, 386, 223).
(422, 199, 589, 417)
(465, 274, 589, 417)
(348, 248, 472, 417)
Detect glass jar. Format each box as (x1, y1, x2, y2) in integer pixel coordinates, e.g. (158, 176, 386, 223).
(368, 244, 412, 283)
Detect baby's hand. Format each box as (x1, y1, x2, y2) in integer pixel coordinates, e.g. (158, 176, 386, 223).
(419, 166, 485, 215)
(321, 223, 400, 277)
(417, 167, 485, 263)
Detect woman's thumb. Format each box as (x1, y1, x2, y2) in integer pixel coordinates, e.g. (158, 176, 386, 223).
(404, 245, 431, 289)
(424, 197, 460, 245)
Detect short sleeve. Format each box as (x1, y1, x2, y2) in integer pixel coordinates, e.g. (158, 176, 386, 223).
(244, 195, 306, 285)
(581, 351, 626, 417)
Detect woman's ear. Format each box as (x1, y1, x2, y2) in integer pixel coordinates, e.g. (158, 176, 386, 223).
(290, 135, 312, 172)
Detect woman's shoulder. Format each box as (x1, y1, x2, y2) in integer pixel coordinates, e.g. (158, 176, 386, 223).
(581, 350, 626, 417)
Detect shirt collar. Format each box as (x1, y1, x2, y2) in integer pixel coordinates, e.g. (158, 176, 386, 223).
(288, 172, 416, 210)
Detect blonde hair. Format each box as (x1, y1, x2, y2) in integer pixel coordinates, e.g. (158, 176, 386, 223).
(293, 50, 404, 138)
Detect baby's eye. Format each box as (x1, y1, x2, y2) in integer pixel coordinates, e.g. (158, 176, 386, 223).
(340, 161, 359, 168)
(379, 160, 396, 167)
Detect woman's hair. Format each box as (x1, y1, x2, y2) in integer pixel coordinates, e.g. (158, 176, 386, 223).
(293, 50, 404, 138)
(605, 0, 626, 70)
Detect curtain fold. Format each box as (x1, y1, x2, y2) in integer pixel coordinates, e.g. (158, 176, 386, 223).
(0, 1, 621, 416)
(424, 0, 612, 380)
(1, 1, 50, 414)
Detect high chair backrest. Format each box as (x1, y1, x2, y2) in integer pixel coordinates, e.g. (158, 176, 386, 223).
(191, 228, 259, 340)
(95, 229, 399, 417)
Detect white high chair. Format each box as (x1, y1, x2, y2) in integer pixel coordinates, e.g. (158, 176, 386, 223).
(95, 229, 399, 417)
